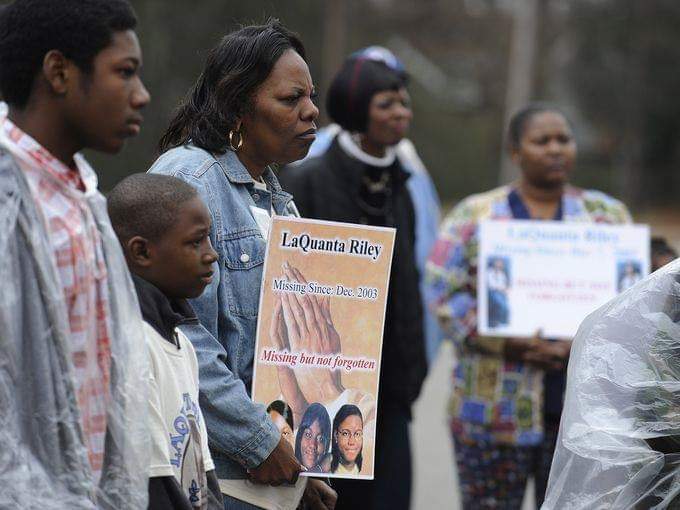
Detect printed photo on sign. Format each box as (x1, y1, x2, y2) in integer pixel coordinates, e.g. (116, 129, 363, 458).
(617, 260, 643, 292)
(477, 220, 650, 339)
(486, 256, 511, 329)
(252, 216, 396, 480)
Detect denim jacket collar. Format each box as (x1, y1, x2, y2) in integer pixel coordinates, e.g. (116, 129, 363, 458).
(214, 149, 293, 208)
(214, 149, 252, 185)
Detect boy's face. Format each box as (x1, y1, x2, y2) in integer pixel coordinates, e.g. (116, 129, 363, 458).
(147, 196, 218, 300)
(65, 29, 150, 153)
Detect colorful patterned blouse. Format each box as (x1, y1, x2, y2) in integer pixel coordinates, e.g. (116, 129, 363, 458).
(425, 184, 631, 446)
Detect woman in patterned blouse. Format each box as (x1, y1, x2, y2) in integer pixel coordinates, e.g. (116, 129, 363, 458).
(426, 104, 632, 509)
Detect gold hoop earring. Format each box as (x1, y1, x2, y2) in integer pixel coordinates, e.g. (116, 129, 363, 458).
(228, 130, 243, 151)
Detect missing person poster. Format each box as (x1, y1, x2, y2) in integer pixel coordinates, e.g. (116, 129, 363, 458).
(252, 216, 396, 480)
(478, 220, 650, 339)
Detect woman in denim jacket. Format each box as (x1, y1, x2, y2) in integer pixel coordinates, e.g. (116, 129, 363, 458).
(148, 20, 335, 510)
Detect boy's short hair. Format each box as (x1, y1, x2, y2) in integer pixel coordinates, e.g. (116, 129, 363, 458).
(108, 173, 199, 246)
(0, 0, 137, 108)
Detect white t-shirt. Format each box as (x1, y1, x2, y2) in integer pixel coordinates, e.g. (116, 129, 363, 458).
(145, 322, 215, 508)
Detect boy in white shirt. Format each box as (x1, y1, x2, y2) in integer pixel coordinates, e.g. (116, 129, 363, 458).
(108, 173, 222, 509)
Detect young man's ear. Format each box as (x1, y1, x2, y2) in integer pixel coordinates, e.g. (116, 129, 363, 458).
(42, 49, 74, 96)
(127, 236, 153, 268)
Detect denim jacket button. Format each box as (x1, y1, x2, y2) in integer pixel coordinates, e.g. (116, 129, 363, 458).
(240, 253, 250, 263)
(252, 193, 260, 201)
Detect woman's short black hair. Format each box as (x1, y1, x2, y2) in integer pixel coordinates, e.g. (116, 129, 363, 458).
(0, 0, 137, 108)
(330, 404, 363, 473)
(326, 57, 408, 133)
(267, 400, 294, 432)
(294, 403, 331, 467)
(507, 103, 570, 150)
(158, 19, 306, 155)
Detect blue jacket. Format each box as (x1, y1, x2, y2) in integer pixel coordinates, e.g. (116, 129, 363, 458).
(149, 145, 295, 480)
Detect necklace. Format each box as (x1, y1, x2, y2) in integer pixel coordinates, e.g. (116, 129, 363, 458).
(357, 170, 393, 222)
(362, 171, 390, 193)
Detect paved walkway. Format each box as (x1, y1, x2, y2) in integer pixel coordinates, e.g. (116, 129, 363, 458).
(411, 342, 535, 510)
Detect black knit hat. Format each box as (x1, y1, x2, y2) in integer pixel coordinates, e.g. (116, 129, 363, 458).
(326, 57, 408, 133)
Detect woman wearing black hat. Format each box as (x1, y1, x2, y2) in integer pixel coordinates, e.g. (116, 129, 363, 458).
(279, 54, 426, 510)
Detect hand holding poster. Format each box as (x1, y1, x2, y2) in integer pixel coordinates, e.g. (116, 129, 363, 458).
(252, 216, 395, 480)
(478, 220, 650, 339)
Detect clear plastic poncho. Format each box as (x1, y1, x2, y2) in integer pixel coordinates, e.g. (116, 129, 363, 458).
(0, 148, 149, 508)
(543, 259, 680, 509)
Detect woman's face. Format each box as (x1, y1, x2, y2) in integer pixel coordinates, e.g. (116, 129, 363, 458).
(512, 111, 576, 189)
(363, 87, 412, 149)
(240, 49, 319, 167)
(300, 419, 326, 469)
(335, 415, 363, 465)
(269, 410, 293, 447)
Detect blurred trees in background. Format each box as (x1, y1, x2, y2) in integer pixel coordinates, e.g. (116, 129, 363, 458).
(93, 0, 680, 213)
(566, 0, 680, 209)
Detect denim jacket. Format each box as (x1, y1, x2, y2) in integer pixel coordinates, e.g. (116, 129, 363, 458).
(149, 144, 296, 480)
